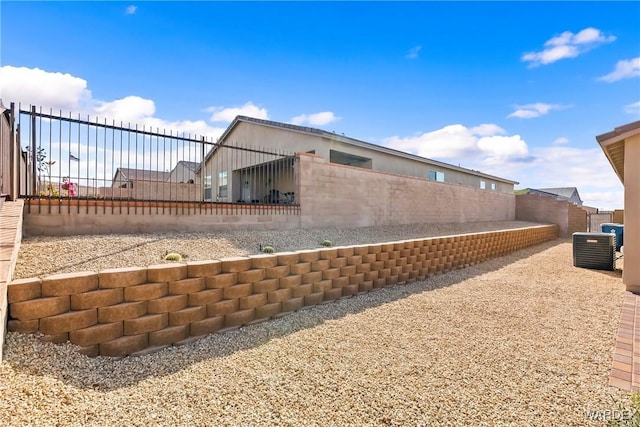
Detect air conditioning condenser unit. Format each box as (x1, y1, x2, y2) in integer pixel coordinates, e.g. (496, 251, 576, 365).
(572, 232, 616, 271)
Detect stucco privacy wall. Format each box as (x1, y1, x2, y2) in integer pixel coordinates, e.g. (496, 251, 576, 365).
(515, 194, 587, 237)
(7, 225, 558, 358)
(298, 153, 516, 229)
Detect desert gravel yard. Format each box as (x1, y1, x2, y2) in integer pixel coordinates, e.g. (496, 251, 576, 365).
(0, 233, 630, 426)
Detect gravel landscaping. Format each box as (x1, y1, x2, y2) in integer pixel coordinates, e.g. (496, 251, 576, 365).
(14, 220, 544, 279)
(0, 222, 629, 426)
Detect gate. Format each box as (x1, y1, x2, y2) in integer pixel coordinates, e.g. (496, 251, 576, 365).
(587, 211, 613, 232)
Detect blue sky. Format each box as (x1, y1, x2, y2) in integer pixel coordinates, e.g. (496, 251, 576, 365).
(1, 1, 639, 209)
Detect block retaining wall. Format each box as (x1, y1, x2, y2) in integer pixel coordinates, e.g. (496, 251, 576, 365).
(7, 225, 558, 357)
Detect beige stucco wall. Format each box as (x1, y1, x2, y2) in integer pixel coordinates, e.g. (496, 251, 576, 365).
(167, 164, 196, 183)
(624, 135, 639, 292)
(298, 154, 515, 228)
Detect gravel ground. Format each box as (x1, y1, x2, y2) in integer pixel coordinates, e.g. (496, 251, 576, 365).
(14, 221, 544, 279)
(0, 235, 629, 426)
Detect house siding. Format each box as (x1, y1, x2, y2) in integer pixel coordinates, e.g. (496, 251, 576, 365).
(624, 134, 640, 292)
(200, 120, 516, 200)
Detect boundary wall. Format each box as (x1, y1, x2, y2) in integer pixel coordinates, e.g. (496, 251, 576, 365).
(7, 225, 558, 358)
(516, 194, 587, 237)
(298, 153, 516, 228)
(21, 153, 518, 236)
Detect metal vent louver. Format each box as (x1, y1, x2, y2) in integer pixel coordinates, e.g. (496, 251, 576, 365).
(572, 232, 616, 271)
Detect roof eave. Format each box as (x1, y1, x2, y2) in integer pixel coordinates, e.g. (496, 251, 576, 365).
(596, 121, 640, 185)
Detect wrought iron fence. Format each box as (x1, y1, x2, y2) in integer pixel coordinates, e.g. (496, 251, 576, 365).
(6, 104, 299, 214)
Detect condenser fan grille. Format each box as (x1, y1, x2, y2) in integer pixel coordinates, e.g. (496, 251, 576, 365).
(572, 232, 616, 271)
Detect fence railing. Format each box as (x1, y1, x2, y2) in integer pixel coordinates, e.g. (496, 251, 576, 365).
(2, 103, 299, 215)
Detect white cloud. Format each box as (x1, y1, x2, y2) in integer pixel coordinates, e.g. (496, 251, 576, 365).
(507, 103, 566, 119)
(206, 102, 268, 122)
(291, 111, 339, 126)
(384, 123, 623, 210)
(126, 5, 137, 15)
(0, 65, 225, 139)
(598, 57, 640, 83)
(624, 101, 640, 116)
(522, 27, 616, 67)
(519, 146, 623, 209)
(0, 66, 92, 111)
(580, 190, 625, 211)
(95, 96, 155, 122)
(470, 124, 506, 136)
(384, 123, 528, 162)
(405, 46, 422, 59)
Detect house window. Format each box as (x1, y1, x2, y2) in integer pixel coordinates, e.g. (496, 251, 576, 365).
(480, 180, 486, 190)
(218, 171, 228, 200)
(490, 183, 496, 190)
(428, 171, 445, 182)
(329, 150, 372, 169)
(204, 175, 212, 201)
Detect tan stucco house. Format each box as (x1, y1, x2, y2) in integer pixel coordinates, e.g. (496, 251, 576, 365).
(197, 116, 518, 203)
(597, 120, 640, 293)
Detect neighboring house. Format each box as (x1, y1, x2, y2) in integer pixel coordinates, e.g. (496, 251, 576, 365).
(516, 187, 583, 205)
(111, 168, 171, 188)
(197, 115, 518, 203)
(597, 120, 640, 293)
(166, 161, 199, 183)
(538, 187, 583, 205)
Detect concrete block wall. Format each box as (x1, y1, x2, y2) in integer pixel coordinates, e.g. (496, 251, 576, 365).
(297, 153, 516, 229)
(516, 194, 587, 237)
(22, 153, 518, 237)
(567, 203, 588, 236)
(613, 210, 624, 224)
(7, 225, 558, 357)
(22, 200, 300, 236)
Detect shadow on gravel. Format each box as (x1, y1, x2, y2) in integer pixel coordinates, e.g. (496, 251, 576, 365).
(6, 238, 571, 391)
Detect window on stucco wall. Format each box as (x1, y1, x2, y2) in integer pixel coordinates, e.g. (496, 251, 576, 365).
(428, 171, 445, 182)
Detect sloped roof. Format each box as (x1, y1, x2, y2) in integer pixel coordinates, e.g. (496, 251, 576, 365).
(202, 115, 519, 185)
(596, 120, 640, 184)
(174, 161, 199, 172)
(115, 168, 170, 183)
(517, 188, 570, 200)
(538, 187, 580, 201)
